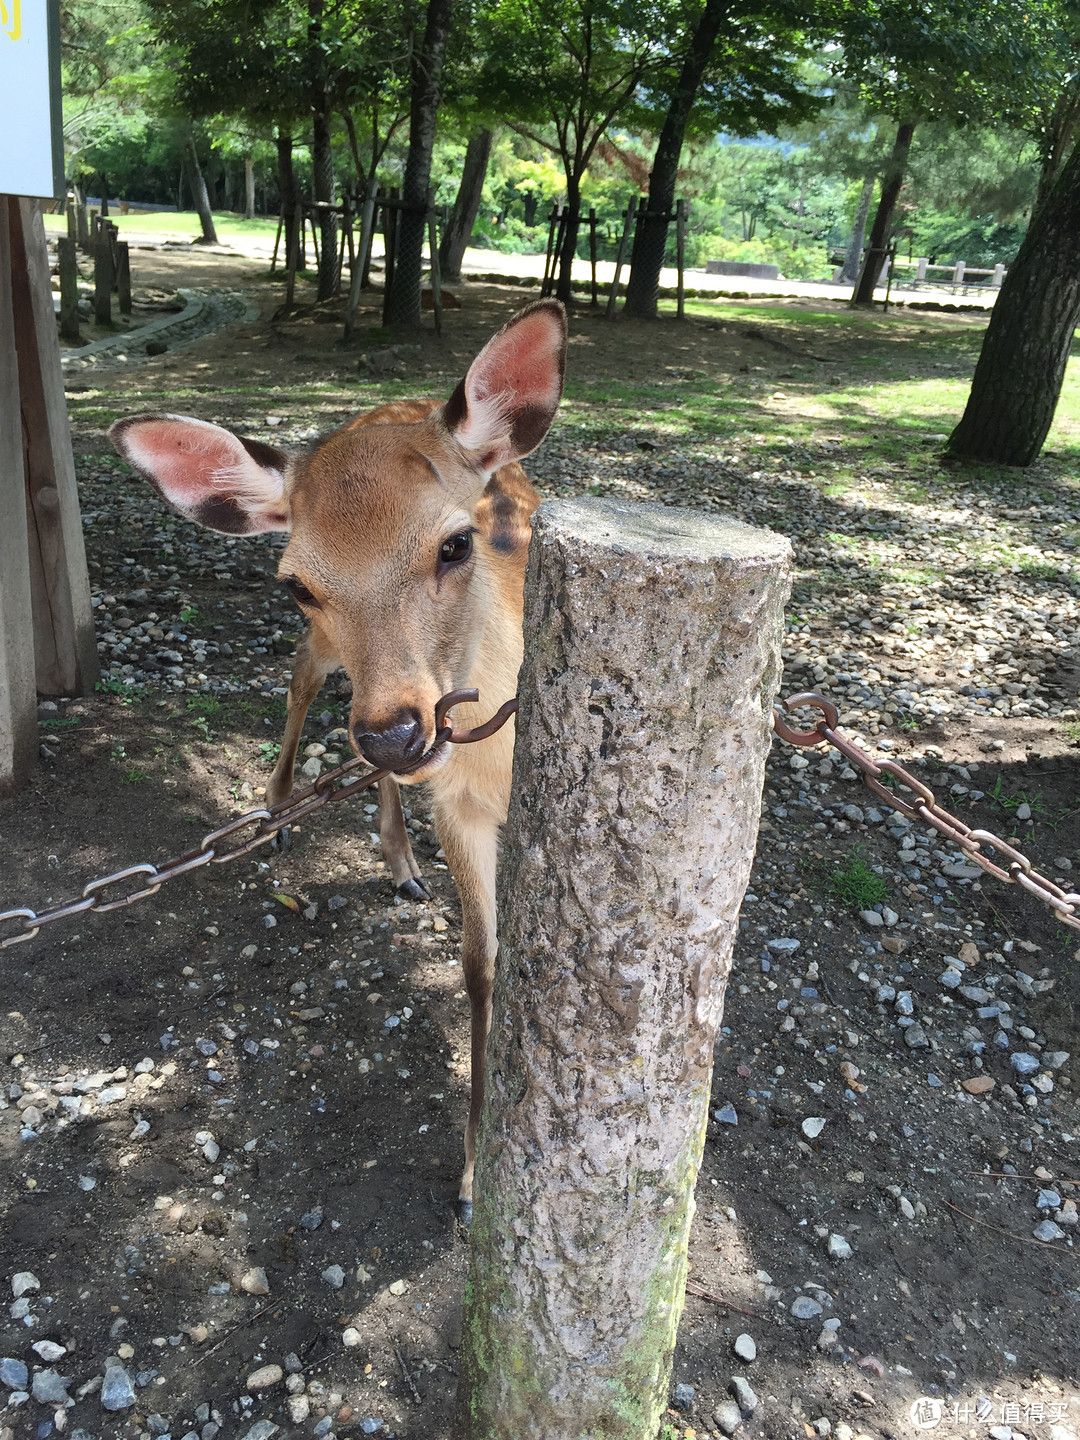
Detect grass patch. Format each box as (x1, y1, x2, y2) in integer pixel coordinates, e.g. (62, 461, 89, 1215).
(829, 849, 890, 911)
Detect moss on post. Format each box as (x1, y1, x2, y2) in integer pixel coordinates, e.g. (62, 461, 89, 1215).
(458, 497, 791, 1440)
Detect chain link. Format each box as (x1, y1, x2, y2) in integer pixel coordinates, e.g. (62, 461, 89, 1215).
(0, 691, 516, 951)
(3, 689, 1073, 947)
(773, 691, 1080, 932)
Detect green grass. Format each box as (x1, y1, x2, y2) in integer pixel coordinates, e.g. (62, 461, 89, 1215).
(43, 208, 279, 243)
(829, 850, 890, 911)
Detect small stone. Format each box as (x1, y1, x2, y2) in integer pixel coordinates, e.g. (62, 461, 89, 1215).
(898, 1196, 916, 1219)
(730, 1376, 757, 1414)
(903, 1024, 929, 1049)
(32, 1370, 72, 1404)
(299, 1210, 323, 1230)
(32, 1343, 66, 1363)
(881, 907, 898, 926)
(673, 1382, 695, 1411)
(313, 1420, 333, 1439)
(342, 1328, 362, 1348)
(858, 910, 883, 927)
(1037, 1189, 1062, 1209)
(959, 941, 980, 965)
(801, 1116, 827, 1139)
(714, 1103, 738, 1125)
(360, 1422, 384, 1437)
(1015, 803, 1032, 821)
(0, 1359, 28, 1390)
(247, 1364, 283, 1390)
(767, 938, 800, 954)
(881, 936, 904, 955)
(733, 1334, 756, 1363)
(715, 1400, 743, 1436)
(101, 1366, 136, 1411)
(1058, 1200, 1078, 1226)
(1011, 1053, 1040, 1077)
(287, 1396, 310, 1425)
(962, 1075, 995, 1095)
(239, 1268, 269, 1296)
(321, 1265, 346, 1290)
(238, 1423, 279, 1440)
(827, 1233, 852, 1260)
(791, 1295, 823, 1320)
(1034, 1220, 1066, 1242)
(388, 1278, 408, 1296)
(1044, 1050, 1070, 1070)
(11, 1273, 40, 1299)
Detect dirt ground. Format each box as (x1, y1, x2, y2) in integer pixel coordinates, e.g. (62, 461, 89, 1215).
(1, 247, 1079, 1440)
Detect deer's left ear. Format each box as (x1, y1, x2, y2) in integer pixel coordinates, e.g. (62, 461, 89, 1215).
(442, 299, 566, 474)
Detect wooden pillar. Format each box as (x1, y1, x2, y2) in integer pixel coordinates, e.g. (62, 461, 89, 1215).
(458, 497, 791, 1439)
(116, 241, 132, 315)
(57, 236, 80, 341)
(6, 198, 98, 711)
(0, 197, 38, 792)
(93, 214, 113, 324)
(605, 200, 635, 319)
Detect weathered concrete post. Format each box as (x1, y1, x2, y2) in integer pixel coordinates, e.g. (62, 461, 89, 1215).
(458, 497, 791, 1440)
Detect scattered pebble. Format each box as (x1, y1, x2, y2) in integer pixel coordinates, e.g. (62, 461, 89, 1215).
(733, 1334, 756, 1363)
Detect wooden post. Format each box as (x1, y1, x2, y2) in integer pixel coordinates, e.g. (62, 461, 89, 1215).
(588, 206, 598, 305)
(540, 204, 562, 299)
(307, 205, 320, 269)
(284, 205, 301, 310)
(270, 210, 283, 273)
(953, 260, 966, 286)
(57, 235, 80, 341)
(992, 262, 1005, 287)
(676, 198, 687, 319)
(65, 198, 77, 243)
(345, 188, 378, 341)
(116, 241, 132, 315)
(76, 197, 90, 251)
(458, 497, 790, 1439)
(604, 199, 636, 319)
(337, 196, 350, 280)
(93, 215, 113, 325)
(426, 187, 443, 338)
(0, 197, 39, 792)
(915, 256, 928, 283)
(381, 190, 399, 328)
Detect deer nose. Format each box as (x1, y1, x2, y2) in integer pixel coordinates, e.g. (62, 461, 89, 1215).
(353, 710, 429, 771)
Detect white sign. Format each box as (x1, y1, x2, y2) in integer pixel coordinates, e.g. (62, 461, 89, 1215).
(0, 0, 64, 199)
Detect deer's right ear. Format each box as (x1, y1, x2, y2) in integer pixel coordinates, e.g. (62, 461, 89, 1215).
(109, 414, 291, 534)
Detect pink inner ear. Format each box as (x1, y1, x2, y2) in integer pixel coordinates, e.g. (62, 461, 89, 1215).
(119, 417, 285, 518)
(470, 310, 562, 412)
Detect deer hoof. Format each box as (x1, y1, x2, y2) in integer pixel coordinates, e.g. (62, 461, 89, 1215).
(456, 1199, 473, 1231)
(269, 826, 292, 854)
(396, 876, 430, 901)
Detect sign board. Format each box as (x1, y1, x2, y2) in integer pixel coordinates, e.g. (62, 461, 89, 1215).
(0, 0, 64, 199)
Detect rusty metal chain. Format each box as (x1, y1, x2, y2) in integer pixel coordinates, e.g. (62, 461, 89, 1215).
(0, 690, 518, 952)
(4, 684, 1074, 948)
(773, 691, 1080, 933)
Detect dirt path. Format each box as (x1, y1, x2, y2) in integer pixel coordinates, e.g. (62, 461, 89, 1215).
(0, 249, 1077, 1440)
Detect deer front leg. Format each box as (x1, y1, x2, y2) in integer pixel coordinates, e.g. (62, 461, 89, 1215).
(377, 776, 431, 900)
(436, 802, 500, 1225)
(266, 629, 337, 853)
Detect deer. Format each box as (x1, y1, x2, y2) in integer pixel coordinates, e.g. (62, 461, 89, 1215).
(109, 299, 568, 1220)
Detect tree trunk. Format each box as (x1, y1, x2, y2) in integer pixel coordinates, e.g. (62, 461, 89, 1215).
(851, 119, 914, 306)
(838, 175, 874, 284)
(438, 127, 493, 283)
(244, 153, 255, 220)
(554, 175, 582, 306)
(1034, 82, 1080, 218)
(457, 496, 791, 1440)
(188, 136, 218, 245)
(623, 0, 730, 319)
(312, 102, 339, 299)
(947, 135, 1080, 466)
(386, 0, 454, 328)
(276, 129, 300, 272)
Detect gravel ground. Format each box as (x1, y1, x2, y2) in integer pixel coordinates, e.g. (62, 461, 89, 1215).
(2, 267, 1079, 1440)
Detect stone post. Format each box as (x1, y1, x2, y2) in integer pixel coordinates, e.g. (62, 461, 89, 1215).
(458, 497, 791, 1440)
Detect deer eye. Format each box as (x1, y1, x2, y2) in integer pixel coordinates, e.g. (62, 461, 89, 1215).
(284, 576, 319, 607)
(439, 531, 474, 566)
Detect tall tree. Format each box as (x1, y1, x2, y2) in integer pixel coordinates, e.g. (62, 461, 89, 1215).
(384, 0, 455, 326)
(623, 0, 819, 318)
(946, 135, 1080, 465)
(836, 0, 1057, 305)
(478, 0, 675, 305)
(439, 127, 494, 282)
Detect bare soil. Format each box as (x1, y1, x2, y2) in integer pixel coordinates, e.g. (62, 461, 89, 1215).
(1, 248, 1078, 1440)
